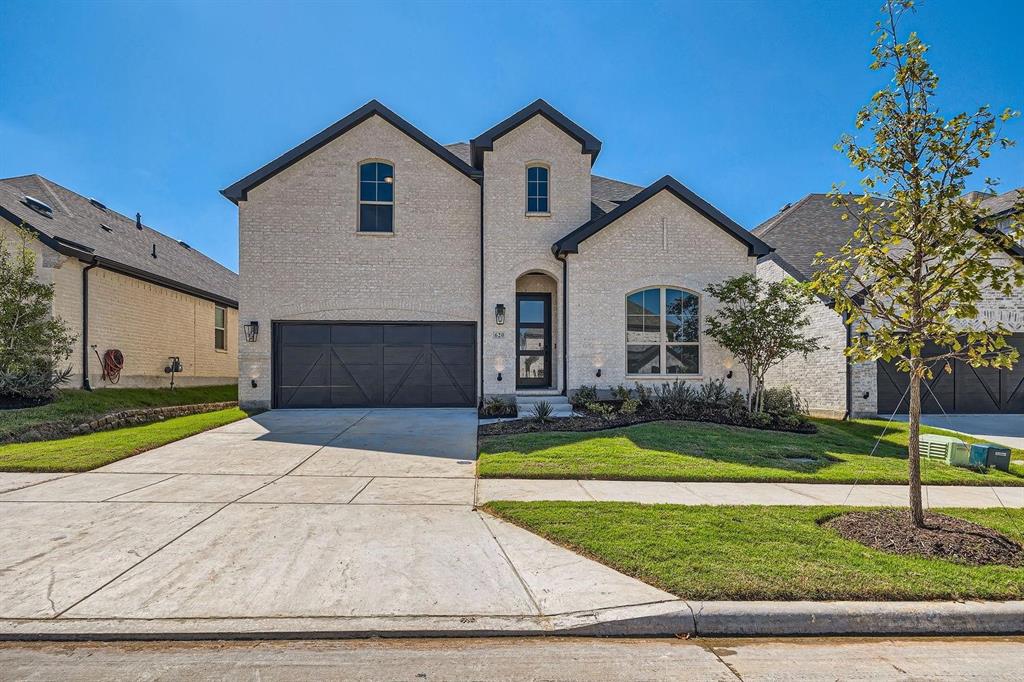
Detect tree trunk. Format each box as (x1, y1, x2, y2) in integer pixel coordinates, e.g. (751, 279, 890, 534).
(746, 372, 754, 411)
(907, 357, 925, 528)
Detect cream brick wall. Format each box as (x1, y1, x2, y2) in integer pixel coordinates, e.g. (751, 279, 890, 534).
(2, 218, 238, 390)
(237, 113, 481, 408)
(758, 259, 848, 418)
(565, 190, 755, 394)
(481, 115, 591, 395)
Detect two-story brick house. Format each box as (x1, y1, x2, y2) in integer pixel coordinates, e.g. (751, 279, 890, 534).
(223, 100, 770, 410)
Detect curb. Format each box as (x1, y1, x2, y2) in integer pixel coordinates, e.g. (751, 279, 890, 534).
(1, 601, 1021, 640)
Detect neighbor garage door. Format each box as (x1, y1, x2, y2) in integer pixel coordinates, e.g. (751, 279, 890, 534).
(876, 334, 1024, 414)
(273, 322, 476, 408)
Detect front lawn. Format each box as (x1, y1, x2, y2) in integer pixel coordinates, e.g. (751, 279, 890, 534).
(0, 384, 237, 440)
(477, 418, 1024, 485)
(0, 407, 247, 472)
(484, 501, 1024, 601)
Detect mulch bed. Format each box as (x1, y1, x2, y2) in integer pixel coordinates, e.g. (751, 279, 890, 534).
(479, 408, 817, 437)
(823, 509, 1024, 567)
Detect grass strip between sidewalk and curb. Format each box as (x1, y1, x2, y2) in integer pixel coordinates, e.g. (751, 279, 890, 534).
(0, 407, 248, 472)
(483, 501, 1024, 602)
(0, 384, 238, 440)
(478, 418, 1024, 485)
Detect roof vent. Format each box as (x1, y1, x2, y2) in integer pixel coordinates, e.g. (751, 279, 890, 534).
(178, 240, 191, 249)
(99, 223, 112, 232)
(779, 202, 792, 213)
(88, 197, 107, 210)
(136, 212, 143, 230)
(152, 243, 157, 258)
(22, 195, 54, 218)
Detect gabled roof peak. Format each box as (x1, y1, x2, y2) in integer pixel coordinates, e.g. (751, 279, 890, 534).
(221, 99, 481, 203)
(469, 99, 602, 169)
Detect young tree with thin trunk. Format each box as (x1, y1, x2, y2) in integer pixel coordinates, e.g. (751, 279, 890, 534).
(809, 0, 1024, 527)
(704, 274, 820, 412)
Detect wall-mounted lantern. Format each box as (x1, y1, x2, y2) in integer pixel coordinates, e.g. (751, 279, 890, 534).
(243, 320, 259, 342)
(595, 368, 602, 378)
(495, 304, 506, 326)
(251, 379, 258, 388)
(497, 372, 503, 382)
(726, 370, 733, 379)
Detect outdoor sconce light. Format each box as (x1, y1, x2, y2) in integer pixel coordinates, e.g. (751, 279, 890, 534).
(595, 368, 602, 378)
(243, 321, 259, 342)
(726, 370, 733, 379)
(497, 372, 503, 382)
(863, 391, 870, 400)
(495, 304, 506, 325)
(251, 379, 258, 388)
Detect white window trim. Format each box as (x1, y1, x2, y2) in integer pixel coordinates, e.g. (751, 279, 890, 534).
(624, 286, 701, 378)
(214, 304, 227, 352)
(357, 159, 395, 233)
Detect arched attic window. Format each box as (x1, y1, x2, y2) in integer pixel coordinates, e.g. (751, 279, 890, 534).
(359, 161, 394, 232)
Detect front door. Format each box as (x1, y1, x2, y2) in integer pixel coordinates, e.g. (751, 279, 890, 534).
(516, 293, 551, 389)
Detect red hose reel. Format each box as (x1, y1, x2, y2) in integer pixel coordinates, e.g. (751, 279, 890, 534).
(97, 348, 125, 384)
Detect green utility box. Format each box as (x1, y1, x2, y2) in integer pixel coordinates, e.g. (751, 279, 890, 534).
(919, 434, 971, 467)
(969, 443, 1012, 472)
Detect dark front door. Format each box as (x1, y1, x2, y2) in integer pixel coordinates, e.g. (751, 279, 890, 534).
(273, 322, 476, 408)
(516, 293, 551, 389)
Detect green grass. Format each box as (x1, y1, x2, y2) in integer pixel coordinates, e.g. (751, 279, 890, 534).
(478, 418, 1024, 485)
(0, 407, 247, 472)
(485, 501, 1024, 601)
(0, 384, 237, 440)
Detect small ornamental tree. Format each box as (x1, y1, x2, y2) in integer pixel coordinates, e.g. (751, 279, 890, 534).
(704, 274, 820, 412)
(809, 1, 1024, 527)
(0, 224, 76, 403)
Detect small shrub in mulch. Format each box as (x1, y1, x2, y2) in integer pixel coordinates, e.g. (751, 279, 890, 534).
(823, 509, 1023, 567)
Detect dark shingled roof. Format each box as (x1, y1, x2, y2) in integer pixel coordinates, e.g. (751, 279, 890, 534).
(754, 189, 1024, 280)
(468, 99, 602, 169)
(443, 144, 643, 220)
(0, 174, 238, 306)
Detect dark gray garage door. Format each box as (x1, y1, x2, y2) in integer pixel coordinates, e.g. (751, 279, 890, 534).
(273, 322, 476, 408)
(877, 334, 1024, 414)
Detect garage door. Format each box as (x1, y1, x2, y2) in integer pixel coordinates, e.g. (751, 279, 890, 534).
(273, 322, 476, 408)
(877, 334, 1024, 414)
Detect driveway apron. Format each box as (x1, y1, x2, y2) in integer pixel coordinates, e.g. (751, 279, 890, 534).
(0, 408, 672, 628)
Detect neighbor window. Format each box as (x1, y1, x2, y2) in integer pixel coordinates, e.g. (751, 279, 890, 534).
(625, 287, 699, 375)
(526, 165, 549, 213)
(359, 161, 394, 232)
(214, 305, 227, 351)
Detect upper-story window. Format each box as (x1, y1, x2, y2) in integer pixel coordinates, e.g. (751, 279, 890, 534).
(526, 165, 549, 214)
(359, 161, 394, 232)
(625, 287, 700, 375)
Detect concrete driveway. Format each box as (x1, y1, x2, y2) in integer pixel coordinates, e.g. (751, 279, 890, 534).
(0, 408, 674, 637)
(892, 414, 1024, 451)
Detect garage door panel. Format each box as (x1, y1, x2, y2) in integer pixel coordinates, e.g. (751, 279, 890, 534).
(275, 322, 475, 409)
(331, 325, 382, 344)
(877, 333, 1024, 414)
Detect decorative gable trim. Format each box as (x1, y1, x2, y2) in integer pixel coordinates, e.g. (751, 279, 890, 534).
(469, 99, 602, 169)
(221, 100, 482, 203)
(552, 175, 772, 258)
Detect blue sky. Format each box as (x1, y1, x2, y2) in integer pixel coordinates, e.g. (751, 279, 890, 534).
(2, 0, 1022, 272)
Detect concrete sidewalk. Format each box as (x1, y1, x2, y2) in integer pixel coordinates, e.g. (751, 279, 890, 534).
(476, 478, 1024, 507)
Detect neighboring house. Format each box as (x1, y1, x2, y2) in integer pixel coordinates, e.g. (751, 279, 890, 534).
(0, 174, 239, 389)
(754, 190, 1024, 418)
(222, 99, 770, 410)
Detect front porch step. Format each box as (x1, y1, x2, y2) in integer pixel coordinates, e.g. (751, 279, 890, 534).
(516, 394, 569, 405)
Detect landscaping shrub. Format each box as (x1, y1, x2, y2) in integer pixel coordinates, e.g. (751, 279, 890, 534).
(530, 400, 555, 422)
(480, 395, 517, 418)
(570, 385, 598, 408)
(761, 386, 806, 416)
(585, 401, 616, 421)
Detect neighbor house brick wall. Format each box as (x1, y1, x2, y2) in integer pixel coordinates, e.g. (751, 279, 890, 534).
(565, 190, 754, 394)
(3, 219, 238, 391)
(757, 259, 848, 419)
(237, 113, 481, 409)
(481, 115, 591, 396)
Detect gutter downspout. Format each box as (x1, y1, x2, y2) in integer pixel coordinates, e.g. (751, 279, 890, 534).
(82, 259, 98, 390)
(557, 252, 568, 396)
(844, 313, 852, 420)
(478, 177, 485, 404)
